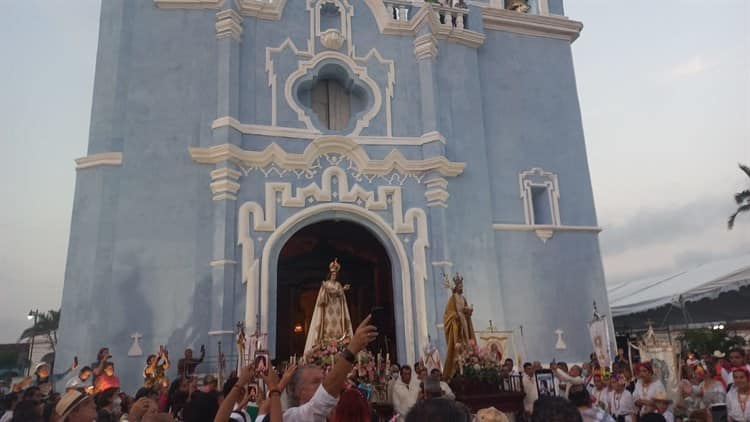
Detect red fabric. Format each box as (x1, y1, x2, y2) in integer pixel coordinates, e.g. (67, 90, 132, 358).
(96, 375, 120, 392)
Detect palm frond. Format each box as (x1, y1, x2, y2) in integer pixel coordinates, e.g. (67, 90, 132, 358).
(740, 163, 750, 179)
(735, 190, 750, 205)
(728, 203, 750, 229)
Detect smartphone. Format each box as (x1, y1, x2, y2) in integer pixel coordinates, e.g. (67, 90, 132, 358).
(370, 306, 385, 330)
(74, 356, 78, 367)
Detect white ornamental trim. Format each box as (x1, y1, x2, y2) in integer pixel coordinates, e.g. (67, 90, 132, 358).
(238, 166, 432, 363)
(189, 136, 466, 178)
(476, 5, 583, 42)
(75, 152, 123, 170)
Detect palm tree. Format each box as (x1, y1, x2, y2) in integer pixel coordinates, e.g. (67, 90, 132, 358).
(19, 309, 61, 352)
(728, 163, 750, 229)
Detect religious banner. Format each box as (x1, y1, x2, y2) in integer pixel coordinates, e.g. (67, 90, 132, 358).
(476, 323, 518, 368)
(588, 317, 612, 369)
(634, 325, 680, 399)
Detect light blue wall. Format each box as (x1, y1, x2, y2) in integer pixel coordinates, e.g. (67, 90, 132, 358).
(56, 0, 608, 392)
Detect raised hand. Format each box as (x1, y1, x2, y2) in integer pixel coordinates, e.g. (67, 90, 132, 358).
(238, 364, 256, 385)
(348, 315, 378, 354)
(262, 367, 281, 391)
(279, 364, 297, 391)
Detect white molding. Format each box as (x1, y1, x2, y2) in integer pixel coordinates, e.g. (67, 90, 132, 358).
(215, 9, 243, 42)
(238, 166, 433, 363)
(75, 152, 123, 170)
(414, 34, 438, 61)
(431, 261, 453, 268)
(491, 224, 602, 232)
(210, 259, 238, 266)
(208, 330, 234, 336)
(284, 51, 383, 136)
(235, 0, 287, 20)
(154, 0, 224, 9)
(189, 136, 466, 178)
(492, 223, 602, 242)
(476, 4, 583, 41)
(519, 167, 561, 226)
(212, 116, 441, 145)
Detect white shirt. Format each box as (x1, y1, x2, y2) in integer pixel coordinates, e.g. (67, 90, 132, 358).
(555, 368, 584, 399)
(392, 378, 420, 421)
(281, 384, 339, 422)
(727, 388, 750, 421)
(522, 373, 538, 413)
(632, 379, 666, 415)
(656, 409, 675, 422)
(439, 381, 455, 400)
(0, 411, 13, 422)
(591, 387, 611, 411)
(609, 389, 635, 416)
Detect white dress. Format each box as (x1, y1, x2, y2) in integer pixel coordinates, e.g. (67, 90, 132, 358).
(632, 379, 666, 416)
(727, 388, 750, 421)
(609, 389, 635, 418)
(591, 387, 611, 412)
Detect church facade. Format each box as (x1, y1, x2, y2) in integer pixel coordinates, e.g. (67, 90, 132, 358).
(57, 0, 611, 391)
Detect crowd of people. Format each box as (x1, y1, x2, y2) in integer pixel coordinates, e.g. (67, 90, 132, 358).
(2, 327, 749, 422)
(515, 347, 750, 422)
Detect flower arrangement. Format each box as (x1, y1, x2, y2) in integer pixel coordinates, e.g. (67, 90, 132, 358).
(303, 337, 352, 370)
(456, 340, 505, 385)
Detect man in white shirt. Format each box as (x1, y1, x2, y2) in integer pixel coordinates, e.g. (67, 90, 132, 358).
(522, 363, 539, 416)
(429, 368, 455, 400)
(279, 315, 378, 422)
(392, 365, 420, 421)
(555, 364, 585, 399)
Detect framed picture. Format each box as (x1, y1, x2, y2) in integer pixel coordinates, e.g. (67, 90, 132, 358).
(254, 350, 270, 376)
(535, 369, 556, 397)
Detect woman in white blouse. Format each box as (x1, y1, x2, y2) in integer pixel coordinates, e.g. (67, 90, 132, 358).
(609, 374, 635, 422)
(700, 364, 727, 409)
(727, 367, 750, 422)
(632, 362, 666, 416)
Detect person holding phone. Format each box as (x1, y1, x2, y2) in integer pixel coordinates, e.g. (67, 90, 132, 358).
(285, 315, 378, 422)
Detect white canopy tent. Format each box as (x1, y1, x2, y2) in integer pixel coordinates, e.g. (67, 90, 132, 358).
(608, 254, 750, 318)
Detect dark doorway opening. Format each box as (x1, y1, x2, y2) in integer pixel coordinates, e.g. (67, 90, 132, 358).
(276, 220, 397, 361)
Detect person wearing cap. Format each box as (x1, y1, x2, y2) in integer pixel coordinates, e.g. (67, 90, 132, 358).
(56, 389, 97, 422)
(633, 362, 666, 416)
(32, 359, 77, 399)
(727, 366, 750, 421)
(651, 392, 674, 422)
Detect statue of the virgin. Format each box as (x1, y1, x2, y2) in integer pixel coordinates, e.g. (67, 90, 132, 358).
(304, 258, 354, 354)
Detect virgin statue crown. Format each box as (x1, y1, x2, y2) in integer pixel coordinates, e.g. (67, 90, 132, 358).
(442, 272, 465, 290)
(329, 258, 341, 273)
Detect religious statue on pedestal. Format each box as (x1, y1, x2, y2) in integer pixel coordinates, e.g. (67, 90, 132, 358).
(442, 273, 476, 380)
(304, 258, 354, 353)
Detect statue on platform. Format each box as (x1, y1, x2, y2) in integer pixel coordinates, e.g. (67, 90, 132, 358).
(304, 258, 354, 353)
(442, 273, 476, 380)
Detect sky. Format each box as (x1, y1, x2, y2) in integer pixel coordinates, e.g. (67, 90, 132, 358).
(0, 1, 748, 343)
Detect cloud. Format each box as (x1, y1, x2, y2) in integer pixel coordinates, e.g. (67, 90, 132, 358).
(667, 56, 718, 79)
(599, 194, 734, 256)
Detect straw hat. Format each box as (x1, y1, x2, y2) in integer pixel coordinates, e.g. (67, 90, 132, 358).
(55, 390, 92, 419)
(476, 407, 510, 422)
(652, 392, 673, 403)
(713, 350, 726, 358)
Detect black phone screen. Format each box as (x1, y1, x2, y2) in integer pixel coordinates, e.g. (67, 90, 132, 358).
(370, 306, 385, 329)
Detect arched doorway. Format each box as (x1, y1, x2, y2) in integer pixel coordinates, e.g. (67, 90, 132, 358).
(275, 220, 397, 361)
